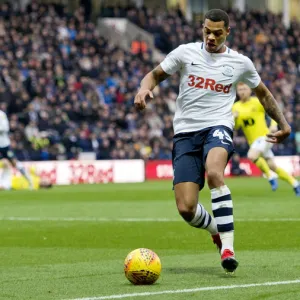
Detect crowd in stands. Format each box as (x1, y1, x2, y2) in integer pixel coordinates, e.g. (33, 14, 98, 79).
(100, 4, 300, 156)
(0, 1, 298, 162)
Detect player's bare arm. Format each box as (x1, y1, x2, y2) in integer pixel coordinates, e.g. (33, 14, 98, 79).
(253, 81, 291, 143)
(134, 65, 170, 110)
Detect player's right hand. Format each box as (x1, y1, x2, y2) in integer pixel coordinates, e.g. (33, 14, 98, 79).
(134, 89, 153, 111)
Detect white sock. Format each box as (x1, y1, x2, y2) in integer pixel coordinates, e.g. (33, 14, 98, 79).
(220, 231, 234, 253)
(293, 180, 299, 188)
(268, 174, 277, 180)
(189, 203, 218, 235)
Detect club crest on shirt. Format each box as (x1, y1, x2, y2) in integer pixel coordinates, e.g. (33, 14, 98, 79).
(222, 65, 234, 77)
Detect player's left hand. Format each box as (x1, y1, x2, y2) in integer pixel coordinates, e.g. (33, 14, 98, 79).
(266, 126, 291, 143)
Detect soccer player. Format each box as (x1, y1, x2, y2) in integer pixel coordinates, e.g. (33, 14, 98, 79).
(0, 109, 33, 188)
(134, 9, 291, 274)
(233, 82, 300, 195)
(0, 159, 52, 190)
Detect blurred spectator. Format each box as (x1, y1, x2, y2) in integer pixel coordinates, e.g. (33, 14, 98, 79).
(0, 2, 298, 161)
(102, 4, 299, 156)
(131, 36, 148, 55)
(231, 153, 247, 176)
(25, 121, 39, 141)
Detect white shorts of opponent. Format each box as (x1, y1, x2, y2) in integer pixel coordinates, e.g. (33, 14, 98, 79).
(250, 136, 274, 159)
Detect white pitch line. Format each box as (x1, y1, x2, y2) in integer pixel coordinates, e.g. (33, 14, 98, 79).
(0, 217, 177, 222)
(238, 218, 300, 222)
(1, 217, 300, 222)
(67, 279, 300, 300)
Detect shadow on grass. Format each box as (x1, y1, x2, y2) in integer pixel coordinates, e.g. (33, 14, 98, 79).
(165, 266, 221, 276)
(121, 282, 161, 287)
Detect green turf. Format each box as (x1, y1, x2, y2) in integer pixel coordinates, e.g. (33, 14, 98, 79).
(0, 177, 300, 300)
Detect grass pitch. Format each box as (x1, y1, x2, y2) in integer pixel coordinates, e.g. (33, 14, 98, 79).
(0, 177, 300, 300)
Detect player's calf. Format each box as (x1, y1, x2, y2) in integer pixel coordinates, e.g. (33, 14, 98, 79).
(272, 165, 300, 196)
(176, 195, 217, 233)
(252, 156, 278, 191)
(175, 184, 219, 244)
(176, 200, 196, 222)
(247, 150, 260, 162)
(10, 159, 33, 189)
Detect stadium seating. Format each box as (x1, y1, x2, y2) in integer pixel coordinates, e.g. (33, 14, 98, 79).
(0, 2, 298, 161)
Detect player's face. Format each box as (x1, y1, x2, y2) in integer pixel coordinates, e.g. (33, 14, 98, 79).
(237, 84, 252, 100)
(203, 19, 230, 53)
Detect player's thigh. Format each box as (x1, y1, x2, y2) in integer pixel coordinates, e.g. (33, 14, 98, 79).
(262, 142, 274, 158)
(172, 132, 205, 189)
(248, 137, 268, 161)
(173, 152, 204, 195)
(258, 140, 274, 165)
(247, 148, 262, 161)
(173, 152, 204, 212)
(203, 126, 234, 188)
(203, 126, 234, 175)
(173, 154, 203, 216)
(205, 147, 228, 187)
(172, 131, 206, 212)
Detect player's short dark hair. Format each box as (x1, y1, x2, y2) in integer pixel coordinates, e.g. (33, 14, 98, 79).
(204, 9, 230, 28)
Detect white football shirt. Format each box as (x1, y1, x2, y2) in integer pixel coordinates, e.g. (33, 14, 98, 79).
(0, 110, 10, 148)
(160, 42, 261, 135)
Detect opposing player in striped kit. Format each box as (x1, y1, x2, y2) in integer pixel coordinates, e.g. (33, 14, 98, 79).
(134, 9, 291, 273)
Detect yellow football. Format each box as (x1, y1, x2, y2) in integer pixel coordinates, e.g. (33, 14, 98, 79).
(124, 248, 161, 285)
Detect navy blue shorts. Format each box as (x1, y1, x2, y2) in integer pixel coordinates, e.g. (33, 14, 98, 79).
(0, 146, 15, 161)
(172, 125, 234, 190)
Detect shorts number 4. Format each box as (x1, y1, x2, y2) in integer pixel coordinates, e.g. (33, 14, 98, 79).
(213, 129, 233, 145)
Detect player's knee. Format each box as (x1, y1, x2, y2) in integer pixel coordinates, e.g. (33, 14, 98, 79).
(247, 154, 255, 162)
(176, 196, 197, 222)
(268, 164, 277, 172)
(207, 170, 224, 188)
(247, 152, 258, 162)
